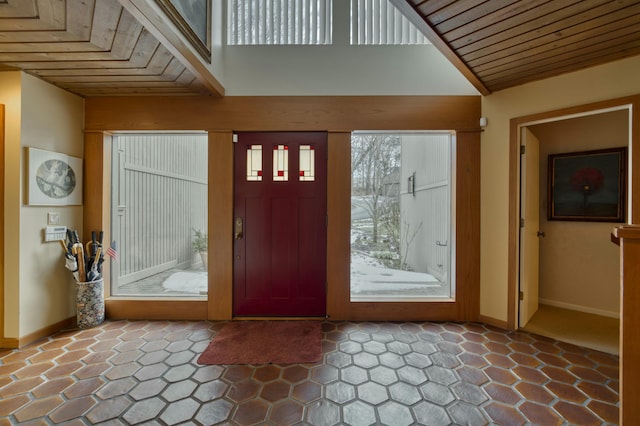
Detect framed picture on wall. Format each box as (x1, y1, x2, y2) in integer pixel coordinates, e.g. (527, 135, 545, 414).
(155, 0, 211, 62)
(27, 147, 83, 206)
(548, 147, 626, 222)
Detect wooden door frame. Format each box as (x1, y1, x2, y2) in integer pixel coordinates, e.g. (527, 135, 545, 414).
(0, 105, 4, 344)
(507, 95, 639, 330)
(508, 98, 640, 424)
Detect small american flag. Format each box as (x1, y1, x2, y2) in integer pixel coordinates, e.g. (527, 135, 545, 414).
(105, 240, 118, 263)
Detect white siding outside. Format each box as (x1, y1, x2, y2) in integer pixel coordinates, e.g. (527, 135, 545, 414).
(111, 133, 208, 292)
(400, 133, 451, 282)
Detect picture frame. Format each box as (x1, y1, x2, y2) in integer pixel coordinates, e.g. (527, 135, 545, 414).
(27, 147, 83, 206)
(548, 147, 626, 222)
(155, 0, 211, 62)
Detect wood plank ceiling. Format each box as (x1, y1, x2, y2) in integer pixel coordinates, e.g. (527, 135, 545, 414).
(0, 0, 209, 96)
(1, 0, 640, 97)
(398, 0, 640, 95)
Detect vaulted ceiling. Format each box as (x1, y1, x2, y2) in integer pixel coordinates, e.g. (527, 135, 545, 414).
(394, 0, 640, 95)
(1, 0, 639, 97)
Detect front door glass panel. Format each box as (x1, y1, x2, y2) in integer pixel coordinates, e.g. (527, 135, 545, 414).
(299, 145, 315, 181)
(247, 145, 263, 181)
(273, 144, 289, 181)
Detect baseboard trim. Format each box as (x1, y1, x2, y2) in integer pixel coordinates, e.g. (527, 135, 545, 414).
(539, 299, 620, 319)
(105, 299, 208, 320)
(477, 314, 509, 330)
(0, 337, 19, 349)
(16, 316, 76, 348)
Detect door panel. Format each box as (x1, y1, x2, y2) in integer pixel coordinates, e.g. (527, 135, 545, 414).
(234, 132, 327, 316)
(519, 127, 540, 327)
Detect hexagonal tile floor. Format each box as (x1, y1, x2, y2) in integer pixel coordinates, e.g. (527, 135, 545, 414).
(0, 321, 619, 425)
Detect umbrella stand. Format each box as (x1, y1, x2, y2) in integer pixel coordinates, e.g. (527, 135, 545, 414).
(75, 277, 105, 329)
(62, 229, 106, 329)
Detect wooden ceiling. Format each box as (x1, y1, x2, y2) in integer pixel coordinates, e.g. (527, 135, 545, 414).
(0, 0, 213, 97)
(1, 0, 639, 97)
(396, 0, 640, 95)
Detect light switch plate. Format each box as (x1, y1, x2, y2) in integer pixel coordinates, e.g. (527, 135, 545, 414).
(48, 212, 60, 225)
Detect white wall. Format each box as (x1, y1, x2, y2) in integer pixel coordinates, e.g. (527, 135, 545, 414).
(129, 0, 476, 95)
(0, 72, 84, 339)
(222, 1, 477, 96)
(480, 55, 640, 323)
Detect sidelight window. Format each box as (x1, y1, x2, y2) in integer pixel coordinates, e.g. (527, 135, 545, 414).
(110, 132, 208, 297)
(350, 131, 454, 301)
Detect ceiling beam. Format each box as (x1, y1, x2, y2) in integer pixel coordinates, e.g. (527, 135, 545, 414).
(118, 0, 225, 97)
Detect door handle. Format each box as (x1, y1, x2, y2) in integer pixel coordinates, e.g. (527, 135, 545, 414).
(234, 218, 243, 240)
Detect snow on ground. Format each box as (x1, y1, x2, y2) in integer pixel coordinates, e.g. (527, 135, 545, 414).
(350, 251, 449, 297)
(162, 271, 207, 294)
(156, 248, 449, 298)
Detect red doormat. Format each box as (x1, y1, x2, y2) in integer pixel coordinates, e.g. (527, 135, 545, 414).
(197, 321, 322, 365)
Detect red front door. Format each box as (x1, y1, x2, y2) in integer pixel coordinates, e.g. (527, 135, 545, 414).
(233, 132, 327, 316)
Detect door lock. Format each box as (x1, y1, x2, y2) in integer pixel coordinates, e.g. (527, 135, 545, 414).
(234, 218, 243, 240)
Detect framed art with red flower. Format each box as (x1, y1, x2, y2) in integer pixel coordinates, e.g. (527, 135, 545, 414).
(548, 147, 627, 222)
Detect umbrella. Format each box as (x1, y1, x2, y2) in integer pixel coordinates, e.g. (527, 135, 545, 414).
(60, 239, 79, 281)
(87, 247, 102, 282)
(68, 230, 85, 281)
(61, 229, 109, 282)
(96, 231, 105, 274)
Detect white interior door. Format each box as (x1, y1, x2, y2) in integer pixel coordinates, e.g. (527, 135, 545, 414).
(519, 127, 540, 327)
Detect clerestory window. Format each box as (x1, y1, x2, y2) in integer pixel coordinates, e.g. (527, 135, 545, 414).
(350, 0, 430, 45)
(226, 0, 429, 46)
(227, 0, 333, 45)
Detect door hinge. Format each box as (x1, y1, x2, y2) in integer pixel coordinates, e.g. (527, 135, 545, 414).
(519, 291, 524, 301)
(232, 134, 238, 143)
(520, 218, 525, 228)
(520, 145, 525, 155)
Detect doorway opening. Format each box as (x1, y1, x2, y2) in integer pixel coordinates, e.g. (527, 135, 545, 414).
(515, 106, 630, 354)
